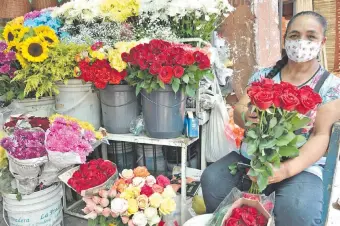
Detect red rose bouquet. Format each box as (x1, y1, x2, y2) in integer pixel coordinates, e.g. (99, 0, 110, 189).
(123, 39, 214, 97)
(67, 159, 117, 194)
(230, 78, 322, 192)
(74, 42, 134, 89)
(209, 188, 274, 226)
(3, 116, 50, 134)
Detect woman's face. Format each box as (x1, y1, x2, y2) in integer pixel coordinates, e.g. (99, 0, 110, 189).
(286, 15, 326, 44)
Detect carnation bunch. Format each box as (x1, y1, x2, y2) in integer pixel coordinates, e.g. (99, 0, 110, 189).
(231, 78, 323, 192)
(82, 166, 177, 226)
(75, 41, 137, 89)
(124, 39, 213, 97)
(45, 115, 96, 162)
(68, 159, 117, 193)
(0, 128, 46, 160)
(4, 116, 50, 134)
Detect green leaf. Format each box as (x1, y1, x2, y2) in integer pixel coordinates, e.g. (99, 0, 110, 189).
(182, 74, 189, 83)
(259, 155, 267, 163)
(136, 84, 142, 95)
(247, 130, 258, 139)
(230, 169, 237, 176)
(158, 80, 165, 89)
(247, 139, 259, 155)
(276, 132, 295, 146)
(269, 117, 277, 129)
(267, 149, 279, 162)
(247, 168, 257, 177)
(188, 65, 198, 72)
(291, 116, 311, 131)
(264, 163, 274, 177)
(228, 162, 237, 171)
(259, 138, 277, 149)
(245, 121, 253, 127)
(279, 145, 299, 157)
(257, 174, 269, 192)
(173, 77, 180, 84)
(16, 192, 22, 201)
(185, 85, 195, 97)
(172, 82, 180, 93)
(273, 125, 285, 138)
(205, 71, 214, 80)
(137, 71, 144, 79)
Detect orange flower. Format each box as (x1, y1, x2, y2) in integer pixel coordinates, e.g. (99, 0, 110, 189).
(75, 54, 81, 62)
(113, 178, 127, 193)
(133, 166, 150, 177)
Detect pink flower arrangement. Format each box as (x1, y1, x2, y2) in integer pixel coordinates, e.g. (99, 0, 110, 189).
(0, 128, 46, 160)
(45, 116, 95, 162)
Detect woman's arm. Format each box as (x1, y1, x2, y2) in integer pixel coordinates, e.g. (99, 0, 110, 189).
(284, 99, 340, 178)
(234, 93, 259, 129)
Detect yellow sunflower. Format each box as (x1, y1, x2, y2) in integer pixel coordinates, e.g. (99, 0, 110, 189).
(33, 26, 54, 35)
(6, 40, 20, 53)
(21, 37, 49, 62)
(39, 31, 59, 47)
(8, 16, 24, 26)
(16, 53, 28, 68)
(3, 24, 27, 43)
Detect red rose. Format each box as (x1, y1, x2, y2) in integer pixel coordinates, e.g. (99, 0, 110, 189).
(296, 86, 322, 115)
(231, 208, 243, 219)
(106, 167, 116, 178)
(156, 175, 171, 188)
(272, 84, 283, 107)
(72, 170, 83, 179)
(257, 214, 268, 226)
(79, 164, 89, 172)
(193, 51, 204, 62)
(120, 70, 128, 79)
(158, 66, 173, 84)
(241, 212, 256, 226)
(99, 161, 114, 171)
(280, 92, 300, 111)
(184, 53, 195, 65)
(173, 66, 184, 78)
(97, 173, 107, 185)
(156, 54, 167, 64)
(137, 59, 149, 70)
(121, 52, 131, 62)
(146, 53, 155, 63)
(244, 206, 258, 216)
(260, 78, 274, 89)
(263, 201, 274, 212)
(224, 217, 239, 226)
(247, 85, 262, 101)
(149, 62, 162, 75)
(243, 193, 260, 201)
(198, 55, 210, 70)
(252, 90, 273, 110)
(140, 185, 154, 197)
(281, 81, 298, 94)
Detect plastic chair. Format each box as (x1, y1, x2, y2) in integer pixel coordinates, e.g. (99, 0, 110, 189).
(322, 122, 340, 223)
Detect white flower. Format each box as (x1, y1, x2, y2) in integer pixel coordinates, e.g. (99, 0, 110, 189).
(148, 215, 161, 226)
(162, 185, 176, 198)
(132, 177, 146, 188)
(145, 175, 156, 187)
(111, 198, 128, 215)
(132, 212, 148, 226)
(144, 207, 157, 220)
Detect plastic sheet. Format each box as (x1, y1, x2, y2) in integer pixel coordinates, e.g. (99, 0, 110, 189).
(130, 114, 145, 136)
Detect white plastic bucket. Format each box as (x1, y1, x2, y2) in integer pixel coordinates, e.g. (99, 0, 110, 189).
(2, 184, 63, 226)
(12, 97, 55, 117)
(55, 79, 101, 129)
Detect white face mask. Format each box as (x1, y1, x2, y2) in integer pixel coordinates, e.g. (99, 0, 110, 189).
(285, 39, 322, 63)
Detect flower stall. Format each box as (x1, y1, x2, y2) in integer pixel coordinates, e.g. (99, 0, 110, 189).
(0, 0, 236, 225)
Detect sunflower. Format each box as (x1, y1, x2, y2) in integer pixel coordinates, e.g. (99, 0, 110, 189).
(33, 26, 54, 35)
(8, 16, 24, 26)
(3, 24, 27, 43)
(16, 53, 28, 68)
(39, 31, 59, 47)
(6, 40, 20, 53)
(21, 37, 49, 62)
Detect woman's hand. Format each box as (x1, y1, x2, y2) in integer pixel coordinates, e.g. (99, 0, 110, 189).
(249, 162, 289, 185)
(245, 105, 259, 124)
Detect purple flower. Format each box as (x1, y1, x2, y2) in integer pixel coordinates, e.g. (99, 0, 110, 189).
(0, 42, 7, 52)
(0, 64, 10, 74)
(24, 10, 42, 20)
(0, 52, 7, 63)
(6, 51, 16, 61)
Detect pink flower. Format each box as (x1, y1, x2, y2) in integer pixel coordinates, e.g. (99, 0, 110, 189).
(108, 188, 117, 198)
(99, 190, 109, 198)
(84, 211, 98, 220)
(156, 175, 170, 188)
(122, 216, 130, 224)
(82, 207, 91, 214)
(102, 208, 111, 217)
(100, 198, 110, 207)
(152, 184, 164, 193)
(92, 196, 101, 205)
(128, 220, 135, 226)
(94, 205, 103, 214)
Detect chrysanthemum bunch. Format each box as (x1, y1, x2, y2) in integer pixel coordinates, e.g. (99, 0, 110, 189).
(100, 0, 140, 22)
(60, 22, 134, 46)
(24, 11, 63, 36)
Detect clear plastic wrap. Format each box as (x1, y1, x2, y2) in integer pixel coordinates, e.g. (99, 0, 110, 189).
(129, 114, 145, 136)
(208, 188, 275, 226)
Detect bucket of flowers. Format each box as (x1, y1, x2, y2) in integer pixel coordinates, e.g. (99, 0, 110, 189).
(80, 166, 177, 226)
(123, 39, 214, 139)
(58, 158, 118, 196)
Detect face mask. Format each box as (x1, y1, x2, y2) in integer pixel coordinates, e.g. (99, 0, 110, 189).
(285, 39, 322, 63)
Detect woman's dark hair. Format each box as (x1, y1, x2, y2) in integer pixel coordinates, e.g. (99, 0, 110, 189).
(266, 11, 328, 79)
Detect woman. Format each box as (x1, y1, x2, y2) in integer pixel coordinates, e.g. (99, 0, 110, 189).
(201, 11, 340, 226)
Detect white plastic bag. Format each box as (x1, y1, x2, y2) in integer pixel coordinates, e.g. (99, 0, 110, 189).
(205, 79, 237, 163)
(39, 162, 63, 186)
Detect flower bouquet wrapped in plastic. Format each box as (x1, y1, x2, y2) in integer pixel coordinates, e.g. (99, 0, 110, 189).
(45, 114, 104, 169)
(208, 188, 275, 226)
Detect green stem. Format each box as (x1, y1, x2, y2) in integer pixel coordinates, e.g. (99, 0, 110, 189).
(249, 182, 260, 194)
(259, 110, 265, 134)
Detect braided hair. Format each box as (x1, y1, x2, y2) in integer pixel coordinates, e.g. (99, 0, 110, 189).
(266, 11, 328, 79)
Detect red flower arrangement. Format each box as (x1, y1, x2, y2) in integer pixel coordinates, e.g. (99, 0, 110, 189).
(123, 39, 213, 97)
(67, 159, 117, 193)
(4, 116, 50, 132)
(224, 205, 268, 226)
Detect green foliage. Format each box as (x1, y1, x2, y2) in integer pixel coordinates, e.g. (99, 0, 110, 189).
(126, 65, 214, 97)
(13, 43, 88, 98)
(0, 75, 25, 106)
(233, 107, 313, 192)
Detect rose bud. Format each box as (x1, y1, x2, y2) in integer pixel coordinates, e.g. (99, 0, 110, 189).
(92, 196, 101, 204)
(94, 205, 104, 214)
(128, 220, 135, 226)
(99, 190, 109, 199)
(102, 208, 111, 217)
(84, 211, 98, 220)
(111, 212, 119, 218)
(86, 203, 97, 212)
(108, 188, 117, 199)
(82, 207, 91, 214)
(122, 216, 130, 224)
(100, 198, 110, 207)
